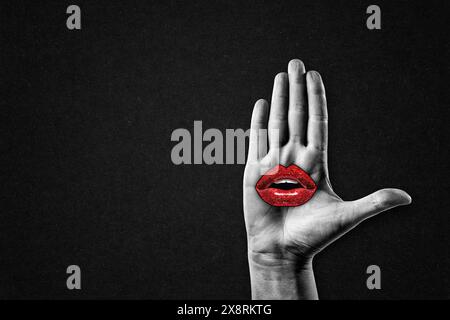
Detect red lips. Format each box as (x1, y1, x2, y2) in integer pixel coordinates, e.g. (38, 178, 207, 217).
(255, 164, 317, 207)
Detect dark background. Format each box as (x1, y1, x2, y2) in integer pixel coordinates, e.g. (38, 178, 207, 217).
(1, 0, 448, 299)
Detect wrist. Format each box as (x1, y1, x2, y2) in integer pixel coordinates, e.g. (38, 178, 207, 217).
(248, 251, 318, 300)
(248, 248, 313, 267)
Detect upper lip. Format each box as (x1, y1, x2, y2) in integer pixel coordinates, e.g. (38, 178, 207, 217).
(255, 165, 316, 191)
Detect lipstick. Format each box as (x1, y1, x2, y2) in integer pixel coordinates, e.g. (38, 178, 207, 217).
(255, 164, 317, 207)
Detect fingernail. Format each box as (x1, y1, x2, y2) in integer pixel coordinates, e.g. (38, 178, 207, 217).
(288, 59, 305, 73)
(308, 71, 320, 80)
(275, 72, 288, 82)
(405, 193, 412, 204)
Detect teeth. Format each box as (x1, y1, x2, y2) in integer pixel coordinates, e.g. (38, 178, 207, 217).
(274, 179, 298, 184)
(274, 192, 298, 196)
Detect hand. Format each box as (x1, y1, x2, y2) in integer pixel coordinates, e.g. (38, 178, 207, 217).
(243, 59, 412, 299)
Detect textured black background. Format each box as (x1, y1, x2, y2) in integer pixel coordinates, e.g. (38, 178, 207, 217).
(1, 0, 449, 299)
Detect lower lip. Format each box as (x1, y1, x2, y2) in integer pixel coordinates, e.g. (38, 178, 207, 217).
(257, 188, 315, 207)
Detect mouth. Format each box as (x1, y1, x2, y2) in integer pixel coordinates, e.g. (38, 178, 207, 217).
(255, 164, 317, 207)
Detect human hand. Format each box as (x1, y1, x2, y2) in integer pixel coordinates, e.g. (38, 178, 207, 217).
(243, 59, 411, 299)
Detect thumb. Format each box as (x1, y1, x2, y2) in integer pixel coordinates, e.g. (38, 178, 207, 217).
(346, 188, 412, 225)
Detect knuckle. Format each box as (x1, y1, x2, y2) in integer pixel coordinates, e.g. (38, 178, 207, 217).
(310, 143, 327, 152)
(276, 93, 288, 99)
(310, 114, 328, 122)
(374, 190, 393, 209)
(272, 113, 287, 121)
(310, 87, 326, 95)
(372, 191, 388, 210)
(291, 103, 307, 113)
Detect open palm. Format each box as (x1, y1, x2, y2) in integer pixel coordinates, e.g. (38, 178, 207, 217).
(244, 59, 411, 263)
